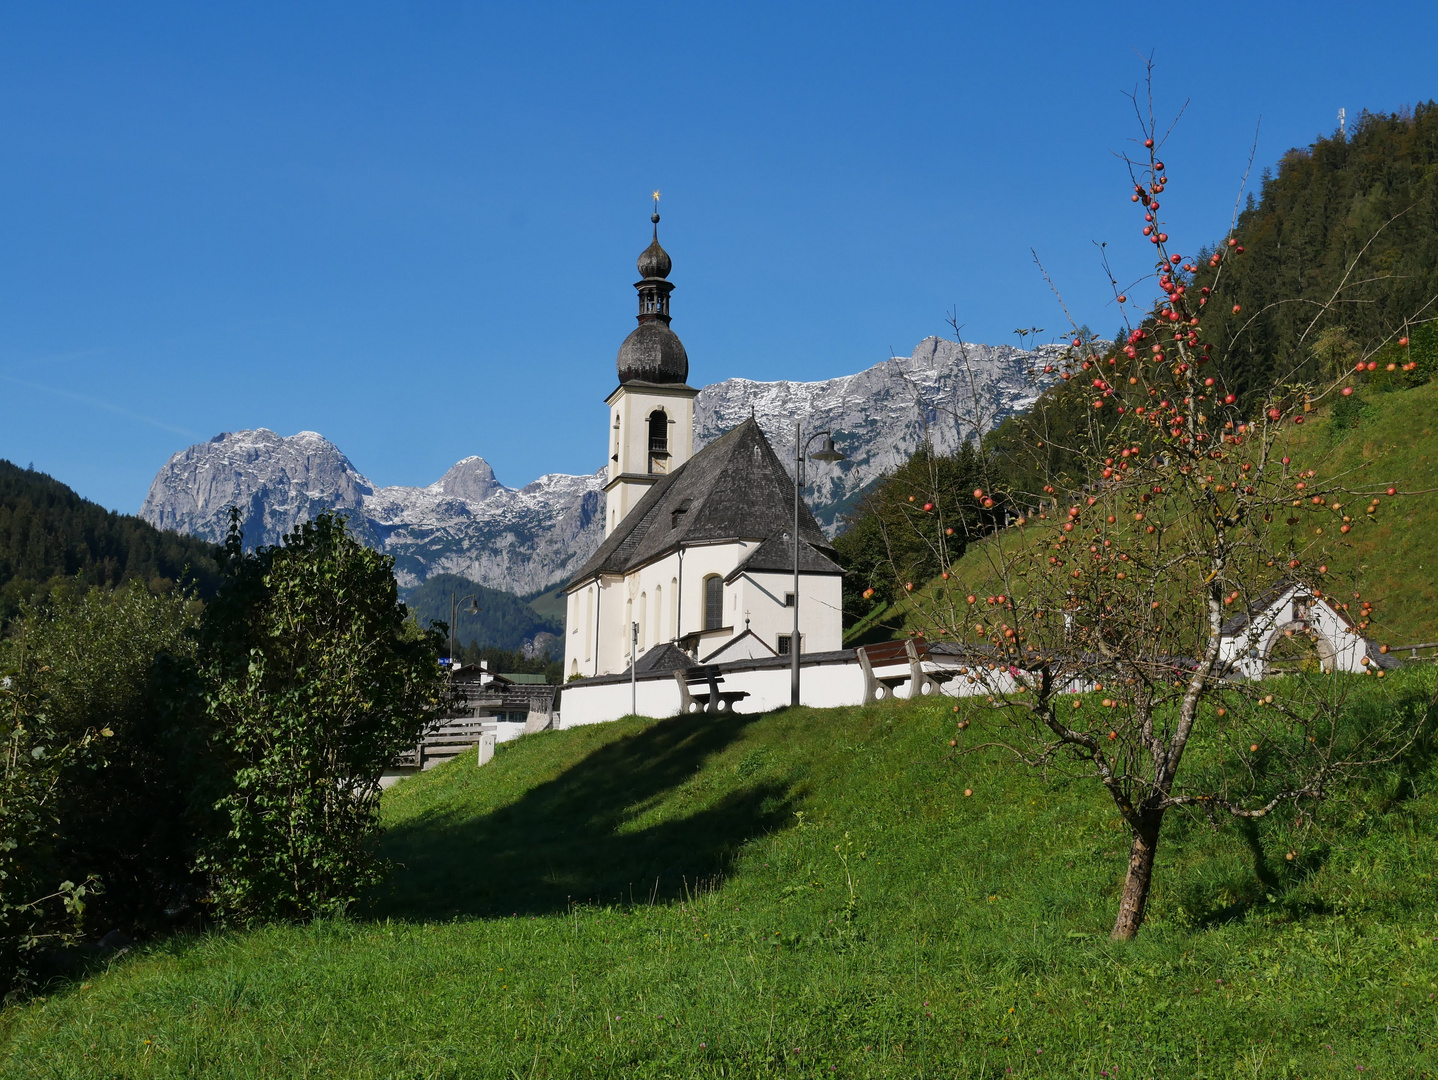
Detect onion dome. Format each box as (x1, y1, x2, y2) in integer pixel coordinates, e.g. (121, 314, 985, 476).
(617, 321, 689, 384)
(616, 208, 688, 384)
(637, 214, 673, 279)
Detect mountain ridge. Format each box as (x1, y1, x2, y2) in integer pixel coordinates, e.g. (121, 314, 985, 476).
(141, 337, 1063, 594)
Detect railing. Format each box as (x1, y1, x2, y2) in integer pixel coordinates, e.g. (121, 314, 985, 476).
(649, 439, 668, 454)
(1388, 642, 1438, 662)
(393, 716, 491, 770)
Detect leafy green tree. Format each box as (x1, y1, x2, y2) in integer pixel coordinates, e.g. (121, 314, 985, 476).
(13, 583, 204, 941)
(0, 626, 104, 992)
(1, 581, 204, 990)
(197, 512, 448, 922)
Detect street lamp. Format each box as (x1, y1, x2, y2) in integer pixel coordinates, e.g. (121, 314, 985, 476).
(449, 591, 480, 668)
(792, 423, 845, 707)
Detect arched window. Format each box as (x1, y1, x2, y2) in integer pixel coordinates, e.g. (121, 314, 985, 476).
(648, 409, 668, 453)
(584, 587, 594, 661)
(703, 575, 723, 631)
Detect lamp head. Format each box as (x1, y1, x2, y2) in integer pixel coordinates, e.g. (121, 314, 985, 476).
(810, 434, 844, 463)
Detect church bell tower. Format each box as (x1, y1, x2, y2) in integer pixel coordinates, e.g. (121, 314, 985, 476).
(603, 197, 698, 536)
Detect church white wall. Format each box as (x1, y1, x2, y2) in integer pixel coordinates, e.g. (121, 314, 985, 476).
(565, 548, 846, 679)
(730, 571, 843, 658)
(560, 676, 685, 726)
(558, 659, 868, 725)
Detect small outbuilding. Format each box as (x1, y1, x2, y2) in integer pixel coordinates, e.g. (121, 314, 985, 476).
(1217, 582, 1392, 678)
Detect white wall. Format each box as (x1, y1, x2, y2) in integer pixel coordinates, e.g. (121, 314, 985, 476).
(1218, 587, 1371, 678)
(731, 570, 844, 658)
(559, 653, 991, 727)
(566, 541, 844, 679)
(604, 384, 696, 536)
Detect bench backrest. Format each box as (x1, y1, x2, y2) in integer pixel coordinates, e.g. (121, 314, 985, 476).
(858, 639, 930, 665)
(680, 664, 725, 686)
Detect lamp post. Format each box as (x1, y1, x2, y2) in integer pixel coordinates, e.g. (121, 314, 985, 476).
(631, 621, 639, 717)
(792, 423, 845, 707)
(449, 591, 480, 669)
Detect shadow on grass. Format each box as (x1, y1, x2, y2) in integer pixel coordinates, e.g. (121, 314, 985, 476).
(366, 710, 796, 921)
(1186, 820, 1333, 929)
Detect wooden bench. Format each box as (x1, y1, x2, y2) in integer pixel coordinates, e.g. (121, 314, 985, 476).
(856, 639, 962, 703)
(673, 665, 750, 715)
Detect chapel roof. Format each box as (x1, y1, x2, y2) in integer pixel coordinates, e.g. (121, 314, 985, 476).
(725, 534, 844, 582)
(565, 417, 836, 588)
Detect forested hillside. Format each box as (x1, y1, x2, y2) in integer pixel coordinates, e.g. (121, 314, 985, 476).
(0, 460, 221, 621)
(401, 572, 563, 657)
(836, 104, 1438, 636)
(1194, 102, 1438, 401)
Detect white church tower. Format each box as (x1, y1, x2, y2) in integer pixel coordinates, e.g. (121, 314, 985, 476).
(603, 200, 697, 535)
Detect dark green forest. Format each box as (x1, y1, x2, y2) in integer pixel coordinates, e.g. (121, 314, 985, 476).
(401, 572, 562, 659)
(0, 460, 221, 622)
(1181, 102, 1438, 400)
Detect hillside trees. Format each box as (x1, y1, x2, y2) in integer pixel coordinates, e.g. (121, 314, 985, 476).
(1187, 102, 1438, 403)
(196, 512, 450, 921)
(834, 443, 987, 626)
(0, 460, 221, 624)
(403, 573, 563, 657)
(903, 84, 1435, 940)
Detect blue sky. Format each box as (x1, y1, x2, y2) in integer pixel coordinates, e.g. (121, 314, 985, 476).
(2, 2, 1435, 512)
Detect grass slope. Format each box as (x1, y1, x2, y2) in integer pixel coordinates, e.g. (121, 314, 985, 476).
(3, 679, 1437, 1078)
(884, 381, 1438, 648)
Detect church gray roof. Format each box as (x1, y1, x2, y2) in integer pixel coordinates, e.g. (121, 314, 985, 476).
(565, 417, 837, 588)
(725, 535, 843, 581)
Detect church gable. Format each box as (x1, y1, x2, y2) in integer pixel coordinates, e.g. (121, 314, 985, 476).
(566, 417, 832, 588)
(677, 421, 828, 551)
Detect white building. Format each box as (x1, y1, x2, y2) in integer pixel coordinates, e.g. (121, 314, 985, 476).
(1217, 582, 1382, 678)
(562, 213, 844, 680)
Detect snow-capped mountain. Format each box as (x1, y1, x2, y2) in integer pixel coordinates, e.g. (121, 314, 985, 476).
(141, 336, 1060, 594)
(696, 336, 1060, 529)
(140, 431, 604, 595)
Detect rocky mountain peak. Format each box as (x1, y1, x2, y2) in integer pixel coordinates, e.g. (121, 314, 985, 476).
(140, 428, 374, 546)
(431, 456, 504, 503)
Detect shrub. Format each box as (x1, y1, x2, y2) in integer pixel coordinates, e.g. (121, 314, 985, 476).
(196, 512, 449, 922)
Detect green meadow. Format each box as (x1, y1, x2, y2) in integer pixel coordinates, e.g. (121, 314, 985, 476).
(3, 670, 1436, 1078)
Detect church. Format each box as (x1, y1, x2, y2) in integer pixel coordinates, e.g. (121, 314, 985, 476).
(562, 211, 845, 679)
